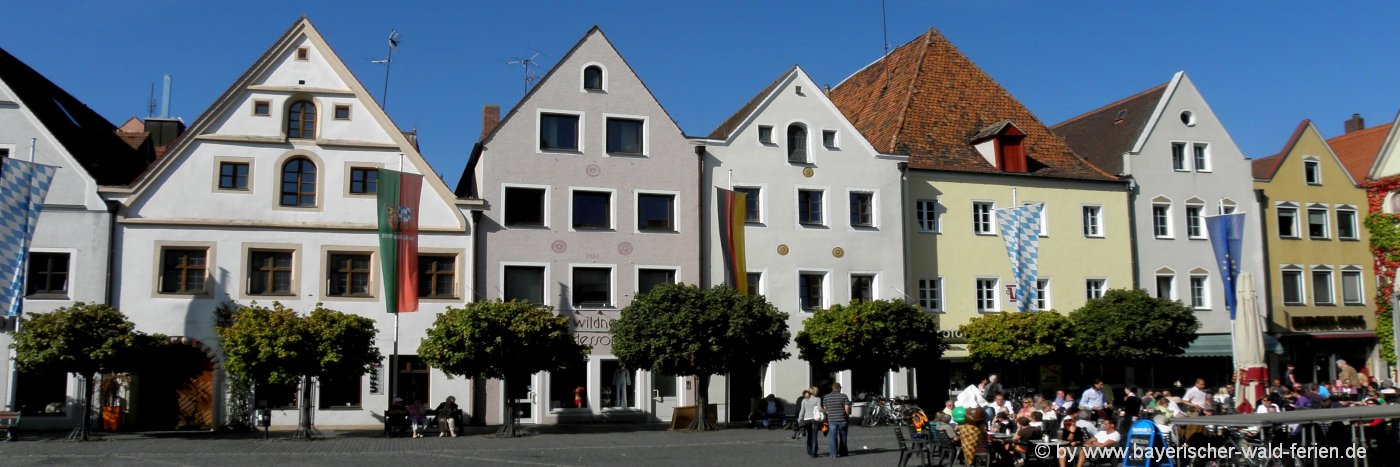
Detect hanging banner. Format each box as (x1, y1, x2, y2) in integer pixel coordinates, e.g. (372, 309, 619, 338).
(376, 169, 422, 313)
(715, 188, 748, 294)
(995, 204, 1042, 312)
(0, 158, 58, 318)
(1204, 212, 1245, 320)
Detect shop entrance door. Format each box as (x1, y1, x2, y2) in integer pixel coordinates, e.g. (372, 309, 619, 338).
(507, 376, 536, 423)
(651, 373, 679, 421)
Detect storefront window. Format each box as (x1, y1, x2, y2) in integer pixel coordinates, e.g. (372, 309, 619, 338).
(257, 380, 298, 409)
(15, 369, 67, 415)
(550, 365, 588, 410)
(851, 368, 890, 399)
(600, 360, 635, 409)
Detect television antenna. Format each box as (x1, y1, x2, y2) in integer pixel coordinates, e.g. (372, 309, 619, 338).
(370, 29, 401, 111)
(505, 51, 545, 93)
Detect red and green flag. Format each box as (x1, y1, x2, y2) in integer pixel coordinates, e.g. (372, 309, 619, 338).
(377, 169, 422, 313)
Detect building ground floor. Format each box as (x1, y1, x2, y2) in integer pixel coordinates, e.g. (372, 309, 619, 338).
(1271, 332, 1381, 387)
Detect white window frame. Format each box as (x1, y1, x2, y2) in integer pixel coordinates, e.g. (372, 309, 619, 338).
(1189, 272, 1210, 310)
(733, 184, 765, 225)
(972, 201, 996, 235)
(1341, 267, 1365, 306)
(975, 277, 1000, 313)
(1311, 266, 1334, 306)
(1276, 202, 1300, 239)
(1185, 202, 1206, 240)
(567, 186, 617, 232)
(917, 277, 943, 312)
(1218, 198, 1237, 215)
(1082, 205, 1103, 238)
(757, 125, 774, 145)
(746, 270, 766, 297)
(795, 186, 828, 228)
(848, 272, 879, 303)
(1306, 204, 1330, 240)
(633, 188, 680, 234)
(500, 183, 552, 229)
(569, 263, 617, 309)
(1085, 278, 1107, 301)
(1171, 142, 1189, 171)
(536, 108, 585, 154)
(1303, 157, 1321, 185)
(915, 198, 940, 233)
(1154, 269, 1176, 301)
(1280, 266, 1305, 306)
(786, 121, 812, 164)
(499, 262, 551, 307)
(1034, 278, 1051, 311)
(797, 269, 831, 313)
(1336, 205, 1359, 241)
(1193, 143, 1211, 172)
(822, 129, 839, 148)
(847, 189, 878, 230)
(1152, 201, 1173, 239)
(1024, 202, 1048, 236)
(602, 113, 650, 157)
(634, 265, 680, 294)
(580, 62, 608, 93)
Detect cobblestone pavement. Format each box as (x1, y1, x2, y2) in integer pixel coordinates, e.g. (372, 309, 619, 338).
(0, 424, 908, 466)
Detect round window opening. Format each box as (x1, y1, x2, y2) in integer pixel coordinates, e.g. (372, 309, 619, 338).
(1180, 110, 1196, 126)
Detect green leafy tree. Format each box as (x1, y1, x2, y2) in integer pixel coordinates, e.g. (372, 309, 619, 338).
(217, 302, 380, 438)
(418, 300, 588, 436)
(796, 299, 946, 377)
(612, 284, 790, 431)
(960, 310, 1073, 369)
(1070, 288, 1200, 361)
(11, 303, 156, 440)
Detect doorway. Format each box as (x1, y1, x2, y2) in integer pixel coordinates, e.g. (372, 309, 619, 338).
(133, 342, 213, 430)
(650, 373, 679, 421)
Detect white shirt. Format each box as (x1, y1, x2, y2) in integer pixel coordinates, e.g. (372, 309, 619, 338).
(1093, 430, 1121, 446)
(957, 385, 989, 408)
(1183, 387, 1209, 408)
(992, 400, 1014, 415)
(1081, 387, 1104, 410)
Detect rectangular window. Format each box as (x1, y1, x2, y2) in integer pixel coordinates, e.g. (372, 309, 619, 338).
(1307, 207, 1329, 239)
(1277, 206, 1299, 238)
(735, 187, 761, 223)
(540, 113, 580, 151)
(1281, 270, 1304, 305)
(417, 255, 456, 299)
(258, 380, 298, 409)
(1312, 270, 1334, 305)
(1219, 202, 1237, 215)
(637, 268, 676, 295)
(1186, 205, 1205, 239)
(822, 129, 837, 147)
(1082, 205, 1102, 237)
(326, 252, 372, 297)
(972, 201, 995, 235)
(1171, 143, 1188, 171)
(1337, 208, 1359, 240)
(1342, 270, 1364, 305)
(600, 359, 635, 409)
(247, 250, 294, 295)
(799, 272, 825, 312)
(348, 167, 377, 194)
(637, 193, 675, 232)
(758, 125, 773, 144)
(916, 199, 939, 233)
(849, 192, 874, 227)
(160, 248, 207, 294)
(1190, 275, 1208, 309)
(318, 373, 361, 409)
(504, 187, 546, 227)
(25, 252, 69, 297)
(1152, 204, 1171, 238)
(850, 274, 874, 302)
(572, 267, 612, 307)
(975, 278, 999, 312)
(218, 162, 250, 190)
(15, 368, 66, 415)
(572, 190, 612, 230)
(253, 100, 271, 116)
(917, 278, 942, 311)
(503, 266, 545, 305)
(1034, 279, 1050, 311)
(1304, 160, 1321, 185)
(1085, 279, 1106, 301)
(605, 117, 644, 155)
(798, 189, 824, 226)
(746, 272, 762, 297)
(295, 47, 309, 61)
(549, 364, 587, 410)
(333, 104, 351, 120)
(1155, 275, 1174, 300)
(1193, 143, 1210, 172)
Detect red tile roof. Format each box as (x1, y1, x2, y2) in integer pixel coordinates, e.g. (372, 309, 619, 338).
(1251, 120, 1310, 180)
(1049, 83, 1168, 176)
(829, 28, 1116, 181)
(1328, 123, 1392, 183)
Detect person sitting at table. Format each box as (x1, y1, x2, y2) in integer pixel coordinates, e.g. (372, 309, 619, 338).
(1057, 418, 1087, 467)
(958, 406, 987, 465)
(1004, 416, 1040, 461)
(1075, 419, 1120, 467)
(931, 411, 960, 442)
(1028, 411, 1044, 431)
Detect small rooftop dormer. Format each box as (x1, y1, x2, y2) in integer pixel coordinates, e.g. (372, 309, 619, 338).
(970, 120, 1027, 173)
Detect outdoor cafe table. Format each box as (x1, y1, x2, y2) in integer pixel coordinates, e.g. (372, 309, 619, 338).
(1169, 405, 1400, 467)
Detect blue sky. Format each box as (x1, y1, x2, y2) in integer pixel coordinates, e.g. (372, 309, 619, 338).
(3, 1, 1398, 187)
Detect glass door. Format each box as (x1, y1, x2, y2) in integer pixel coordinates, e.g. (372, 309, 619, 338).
(651, 373, 679, 421)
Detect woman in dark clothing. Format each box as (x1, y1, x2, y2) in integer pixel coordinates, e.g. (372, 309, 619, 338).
(434, 396, 459, 437)
(1057, 418, 1087, 467)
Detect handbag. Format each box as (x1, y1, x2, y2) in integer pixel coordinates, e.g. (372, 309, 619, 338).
(812, 404, 826, 422)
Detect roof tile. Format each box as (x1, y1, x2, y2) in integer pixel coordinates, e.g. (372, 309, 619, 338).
(1328, 123, 1391, 183)
(1049, 83, 1167, 175)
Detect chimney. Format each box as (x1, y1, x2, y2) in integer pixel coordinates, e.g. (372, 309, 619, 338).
(481, 105, 501, 141)
(1345, 113, 1365, 134)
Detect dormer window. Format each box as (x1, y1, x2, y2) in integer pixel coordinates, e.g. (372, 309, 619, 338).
(583, 65, 604, 92)
(287, 100, 316, 139)
(787, 124, 808, 163)
(971, 121, 1027, 173)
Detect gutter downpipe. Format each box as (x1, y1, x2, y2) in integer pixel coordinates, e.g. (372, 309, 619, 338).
(898, 161, 914, 398)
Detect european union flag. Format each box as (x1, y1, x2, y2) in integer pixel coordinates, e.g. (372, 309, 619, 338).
(1205, 212, 1245, 320)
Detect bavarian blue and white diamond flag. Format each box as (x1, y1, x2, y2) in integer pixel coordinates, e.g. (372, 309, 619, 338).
(995, 204, 1042, 312)
(0, 158, 58, 318)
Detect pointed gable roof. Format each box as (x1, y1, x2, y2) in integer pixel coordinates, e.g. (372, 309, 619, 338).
(0, 47, 152, 184)
(1050, 83, 1168, 176)
(1252, 120, 1310, 180)
(828, 28, 1114, 181)
(707, 65, 795, 140)
(1330, 122, 1392, 183)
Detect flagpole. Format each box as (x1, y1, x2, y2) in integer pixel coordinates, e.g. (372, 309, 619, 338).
(392, 154, 403, 404)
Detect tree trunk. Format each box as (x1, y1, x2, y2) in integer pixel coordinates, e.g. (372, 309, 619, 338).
(293, 375, 315, 439)
(495, 376, 520, 437)
(689, 373, 717, 431)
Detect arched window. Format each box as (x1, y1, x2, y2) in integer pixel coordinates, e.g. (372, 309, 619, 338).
(287, 100, 317, 139)
(583, 65, 604, 91)
(280, 158, 316, 207)
(787, 124, 808, 163)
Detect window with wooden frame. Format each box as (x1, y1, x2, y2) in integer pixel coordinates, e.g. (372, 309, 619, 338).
(286, 100, 317, 139)
(248, 250, 294, 295)
(280, 158, 317, 207)
(160, 248, 207, 294)
(25, 252, 69, 297)
(417, 255, 456, 299)
(326, 252, 371, 297)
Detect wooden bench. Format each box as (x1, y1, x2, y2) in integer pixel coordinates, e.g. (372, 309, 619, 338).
(0, 411, 18, 441)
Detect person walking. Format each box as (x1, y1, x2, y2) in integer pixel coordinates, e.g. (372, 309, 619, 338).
(823, 382, 851, 458)
(435, 396, 459, 437)
(799, 386, 822, 457)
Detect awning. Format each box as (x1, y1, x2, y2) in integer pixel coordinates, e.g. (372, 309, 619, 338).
(1180, 334, 1284, 357)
